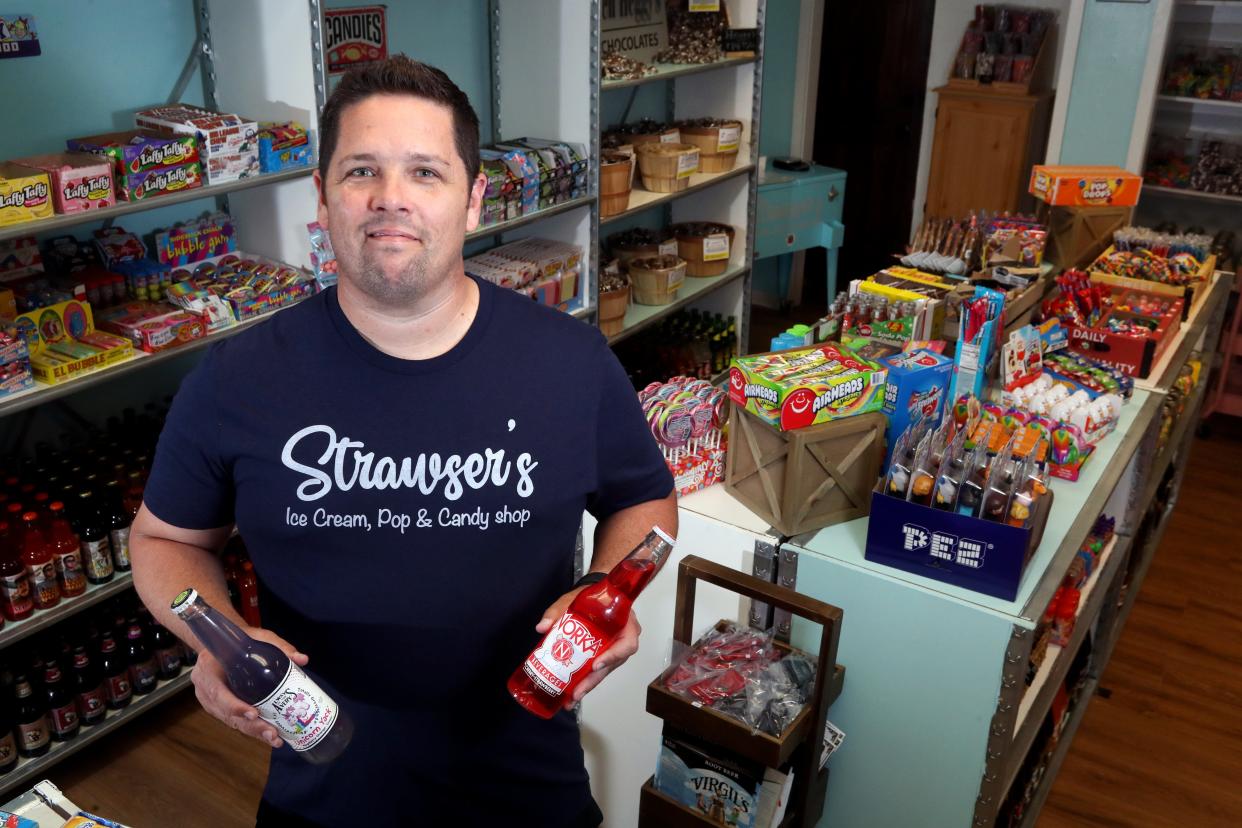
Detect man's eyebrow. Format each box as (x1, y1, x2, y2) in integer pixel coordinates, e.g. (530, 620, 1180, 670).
(337, 152, 450, 166)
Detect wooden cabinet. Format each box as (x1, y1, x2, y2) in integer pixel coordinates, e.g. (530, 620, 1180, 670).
(925, 86, 1053, 218)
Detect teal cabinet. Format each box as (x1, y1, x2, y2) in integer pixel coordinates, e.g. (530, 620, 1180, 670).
(756, 162, 847, 301)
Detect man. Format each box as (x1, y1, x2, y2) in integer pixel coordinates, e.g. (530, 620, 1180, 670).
(131, 55, 676, 826)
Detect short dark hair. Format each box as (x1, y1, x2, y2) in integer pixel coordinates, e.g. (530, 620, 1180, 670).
(318, 55, 480, 189)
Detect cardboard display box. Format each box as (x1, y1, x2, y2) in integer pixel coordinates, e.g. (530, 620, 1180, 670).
(1029, 165, 1142, 208)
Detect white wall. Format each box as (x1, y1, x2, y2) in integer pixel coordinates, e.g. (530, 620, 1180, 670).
(910, 0, 1071, 236)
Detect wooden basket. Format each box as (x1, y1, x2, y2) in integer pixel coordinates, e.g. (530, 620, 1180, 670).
(598, 283, 629, 337)
(600, 152, 633, 218)
(672, 222, 735, 277)
(628, 255, 687, 305)
(639, 556, 847, 828)
(629, 128, 681, 146)
(678, 121, 743, 173)
(636, 143, 700, 193)
(607, 230, 676, 268)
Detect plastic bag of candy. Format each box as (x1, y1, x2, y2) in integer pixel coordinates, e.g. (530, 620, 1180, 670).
(307, 221, 339, 289)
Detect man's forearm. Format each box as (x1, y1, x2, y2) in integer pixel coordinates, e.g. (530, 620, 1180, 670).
(131, 531, 243, 650)
(589, 492, 679, 575)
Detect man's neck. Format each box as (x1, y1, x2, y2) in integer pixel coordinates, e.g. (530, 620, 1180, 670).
(335, 269, 480, 360)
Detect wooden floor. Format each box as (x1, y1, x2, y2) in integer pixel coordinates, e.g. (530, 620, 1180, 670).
(30, 418, 1242, 827)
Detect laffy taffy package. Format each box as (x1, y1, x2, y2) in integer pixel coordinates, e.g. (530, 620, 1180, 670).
(728, 343, 887, 432)
(0, 162, 53, 227)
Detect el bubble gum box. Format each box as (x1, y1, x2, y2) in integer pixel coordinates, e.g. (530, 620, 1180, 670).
(729, 342, 887, 432)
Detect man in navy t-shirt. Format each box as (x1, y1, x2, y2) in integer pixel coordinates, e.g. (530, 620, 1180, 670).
(131, 56, 676, 826)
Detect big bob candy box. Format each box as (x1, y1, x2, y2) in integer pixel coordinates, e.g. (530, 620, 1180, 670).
(728, 342, 888, 432)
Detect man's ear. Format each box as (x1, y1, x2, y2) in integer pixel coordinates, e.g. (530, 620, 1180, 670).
(464, 171, 486, 233)
(314, 170, 329, 231)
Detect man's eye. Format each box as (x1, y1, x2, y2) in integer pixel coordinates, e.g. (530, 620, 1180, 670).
(415, 168, 439, 179)
(347, 167, 375, 177)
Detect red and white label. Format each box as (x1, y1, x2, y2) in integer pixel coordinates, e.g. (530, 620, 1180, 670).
(50, 702, 78, 735)
(522, 613, 603, 696)
(106, 673, 132, 704)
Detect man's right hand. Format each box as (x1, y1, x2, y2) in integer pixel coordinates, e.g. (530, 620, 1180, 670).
(190, 627, 309, 750)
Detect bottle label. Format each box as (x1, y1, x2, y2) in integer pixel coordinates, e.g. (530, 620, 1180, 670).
(0, 732, 15, 765)
(18, 719, 49, 750)
(255, 663, 340, 753)
(106, 673, 132, 703)
(522, 612, 602, 697)
(53, 550, 87, 592)
(27, 563, 59, 607)
(110, 527, 131, 569)
(130, 660, 157, 690)
(50, 702, 78, 735)
(82, 538, 114, 580)
(157, 648, 182, 676)
(1, 571, 33, 616)
(78, 686, 107, 720)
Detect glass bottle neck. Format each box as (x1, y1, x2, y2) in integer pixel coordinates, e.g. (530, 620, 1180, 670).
(177, 598, 250, 665)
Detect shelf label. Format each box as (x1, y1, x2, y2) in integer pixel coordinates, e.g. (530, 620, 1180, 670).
(717, 125, 741, 153)
(601, 0, 669, 65)
(659, 239, 679, 258)
(703, 234, 730, 261)
(659, 130, 681, 144)
(677, 150, 700, 179)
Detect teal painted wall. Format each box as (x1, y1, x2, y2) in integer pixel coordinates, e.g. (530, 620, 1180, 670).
(1058, 0, 1159, 166)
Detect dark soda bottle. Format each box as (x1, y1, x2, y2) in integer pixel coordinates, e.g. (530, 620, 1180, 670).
(13, 674, 50, 757)
(98, 632, 133, 710)
(44, 658, 80, 741)
(0, 689, 17, 773)
(71, 644, 107, 727)
(0, 521, 32, 622)
(150, 622, 182, 681)
(125, 619, 158, 695)
(22, 512, 60, 610)
(508, 527, 674, 719)
(48, 502, 87, 598)
(76, 492, 114, 585)
(171, 588, 353, 763)
(103, 484, 132, 572)
(237, 561, 261, 628)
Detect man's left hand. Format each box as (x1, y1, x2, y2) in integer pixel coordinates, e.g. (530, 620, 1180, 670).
(535, 590, 642, 710)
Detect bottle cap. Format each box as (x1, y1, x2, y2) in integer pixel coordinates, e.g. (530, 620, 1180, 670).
(170, 587, 199, 615)
(652, 526, 676, 546)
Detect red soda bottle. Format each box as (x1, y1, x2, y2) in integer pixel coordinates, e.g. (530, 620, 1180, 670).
(48, 502, 87, 598)
(22, 512, 60, 610)
(508, 527, 674, 719)
(0, 520, 32, 622)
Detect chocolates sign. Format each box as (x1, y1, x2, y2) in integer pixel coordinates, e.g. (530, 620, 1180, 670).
(324, 5, 387, 74)
(601, 0, 668, 65)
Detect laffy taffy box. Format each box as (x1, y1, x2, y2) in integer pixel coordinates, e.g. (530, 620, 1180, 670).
(728, 342, 888, 432)
(0, 163, 53, 227)
(16, 152, 115, 214)
(12, 299, 133, 384)
(126, 163, 203, 201)
(66, 130, 199, 200)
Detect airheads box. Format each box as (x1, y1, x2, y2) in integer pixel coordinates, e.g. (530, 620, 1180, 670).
(728, 343, 887, 432)
(879, 349, 953, 470)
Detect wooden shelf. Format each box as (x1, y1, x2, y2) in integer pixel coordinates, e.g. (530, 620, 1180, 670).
(0, 167, 314, 243)
(1143, 184, 1242, 206)
(0, 572, 134, 649)
(0, 672, 193, 798)
(608, 265, 748, 346)
(1156, 94, 1242, 112)
(602, 56, 757, 91)
(601, 165, 754, 226)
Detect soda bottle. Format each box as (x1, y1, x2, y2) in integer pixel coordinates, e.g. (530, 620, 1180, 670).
(171, 588, 353, 763)
(0, 521, 32, 622)
(48, 502, 87, 598)
(150, 621, 183, 681)
(237, 561, 261, 628)
(0, 689, 17, 773)
(125, 619, 158, 696)
(22, 512, 61, 610)
(508, 527, 675, 719)
(98, 631, 133, 710)
(12, 674, 50, 757)
(103, 485, 132, 572)
(44, 658, 79, 741)
(71, 644, 107, 727)
(76, 492, 114, 585)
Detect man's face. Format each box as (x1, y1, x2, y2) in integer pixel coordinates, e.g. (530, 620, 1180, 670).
(315, 93, 484, 306)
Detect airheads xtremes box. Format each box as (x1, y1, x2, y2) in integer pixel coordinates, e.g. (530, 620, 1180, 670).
(728, 342, 887, 432)
(879, 349, 953, 470)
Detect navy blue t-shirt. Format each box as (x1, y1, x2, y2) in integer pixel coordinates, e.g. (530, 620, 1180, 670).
(144, 277, 673, 825)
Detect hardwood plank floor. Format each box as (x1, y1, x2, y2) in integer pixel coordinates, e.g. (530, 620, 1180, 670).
(22, 417, 1242, 827)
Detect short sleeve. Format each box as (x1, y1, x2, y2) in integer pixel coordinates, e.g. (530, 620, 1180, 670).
(143, 347, 235, 529)
(585, 338, 674, 520)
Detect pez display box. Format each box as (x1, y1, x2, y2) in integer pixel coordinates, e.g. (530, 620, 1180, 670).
(1029, 165, 1143, 208)
(728, 343, 888, 432)
(16, 152, 115, 214)
(0, 163, 53, 227)
(880, 349, 953, 470)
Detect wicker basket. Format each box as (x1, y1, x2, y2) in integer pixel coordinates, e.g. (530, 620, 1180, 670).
(636, 143, 700, 193)
(672, 222, 735, 277)
(628, 255, 687, 305)
(678, 120, 743, 173)
(629, 128, 680, 146)
(599, 284, 630, 336)
(600, 152, 633, 218)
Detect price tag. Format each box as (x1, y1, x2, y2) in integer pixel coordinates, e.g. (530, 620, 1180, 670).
(660, 130, 681, 144)
(689, 0, 721, 11)
(716, 125, 741, 153)
(702, 234, 730, 262)
(820, 719, 846, 769)
(659, 239, 680, 258)
(677, 150, 700, 179)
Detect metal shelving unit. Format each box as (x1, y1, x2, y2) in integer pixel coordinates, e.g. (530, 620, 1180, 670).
(599, 165, 755, 226)
(607, 265, 750, 345)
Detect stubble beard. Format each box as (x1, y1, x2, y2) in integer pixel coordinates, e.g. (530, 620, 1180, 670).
(352, 243, 437, 307)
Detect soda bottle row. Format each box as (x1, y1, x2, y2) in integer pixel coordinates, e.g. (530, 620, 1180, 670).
(616, 309, 738, 389)
(0, 594, 193, 772)
(223, 536, 262, 629)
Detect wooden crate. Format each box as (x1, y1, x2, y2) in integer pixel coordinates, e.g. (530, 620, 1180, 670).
(639, 556, 846, 828)
(725, 404, 886, 537)
(1044, 204, 1132, 269)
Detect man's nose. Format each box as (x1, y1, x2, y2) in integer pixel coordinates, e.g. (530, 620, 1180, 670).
(370, 171, 412, 213)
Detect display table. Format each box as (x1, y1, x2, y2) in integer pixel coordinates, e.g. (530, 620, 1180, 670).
(579, 273, 1231, 827)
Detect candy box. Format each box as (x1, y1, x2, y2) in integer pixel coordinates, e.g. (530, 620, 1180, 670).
(654, 728, 765, 828)
(478, 151, 521, 226)
(1061, 287, 1182, 379)
(15, 152, 115, 214)
(728, 343, 888, 432)
(153, 212, 237, 266)
(258, 122, 312, 173)
(0, 235, 43, 281)
(13, 299, 133, 384)
(0, 162, 53, 227)
(489, 147, 539, 215)
(124, 162, 203, 201)
(1029, 165, 1143, 208)
(879, 349, 953, 471)
(1088, 246, 1215, 320)
(517, 138, 589, 199)
(96, 301, 207, 353)
(135, 104, 258, 184)
(67, 129, 199, 176)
